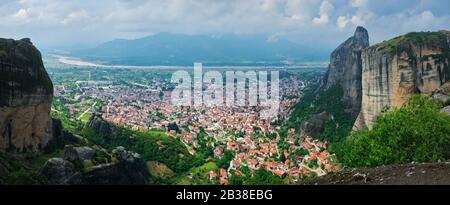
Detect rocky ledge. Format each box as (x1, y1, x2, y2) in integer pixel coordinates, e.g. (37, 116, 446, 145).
(301, 162, 450, 185)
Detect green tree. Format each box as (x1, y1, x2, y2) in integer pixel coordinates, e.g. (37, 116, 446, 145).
(339, 95, 450, 167)
(244, 169, 284, 185)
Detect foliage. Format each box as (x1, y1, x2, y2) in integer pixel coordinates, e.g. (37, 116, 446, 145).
(217, 150, 234, 169)
(9, 169, 49, 185)
(244, 169, 285, 185)
(288, 83, 355, 143)
(338, 95, 450, 167)
(171, 162, 218, 185)
(167, 123, 180, 133)
(80, 125, 202, 173)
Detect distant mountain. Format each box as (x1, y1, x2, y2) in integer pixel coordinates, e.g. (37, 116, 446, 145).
(74, 33, 328, 66)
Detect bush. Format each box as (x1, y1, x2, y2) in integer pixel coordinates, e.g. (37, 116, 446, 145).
(339, 95, 450, 167)
(80, 124, 201, 173)
(244, 170, 285, 185)
(217, 151, 234, 169)
(9, 169, 49, 185)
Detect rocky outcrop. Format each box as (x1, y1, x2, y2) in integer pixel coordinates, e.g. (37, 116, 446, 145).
(323, 26, 369, 115)
(441, 106, 450, 115)
(299, 112, 331, 137)
(0, 38, 53, 152)
(41, 157, 75, 185)
(42, 146, 150, 185)
(433, 81, 450, 104)
(85, 113, 114, 137)
(64, 146, 96, 162)
(45, 119, 82, 152)
(66, 147, 149, 185)
(354, 31, 450, 129)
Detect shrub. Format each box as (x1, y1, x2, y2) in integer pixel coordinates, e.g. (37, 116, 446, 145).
(339, 95, 450, 167)
(244, 169, 285, 185)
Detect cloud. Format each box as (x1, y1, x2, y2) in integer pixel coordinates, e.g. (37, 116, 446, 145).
(61, 10, 89, 25)
(313, 0, 334, 25)
(420, 10, 435, 21)
(337, 16, 349, 30)
(350, 0, 368, 8)
(13, 9, 29, 20)
(0, 0, 448, 51)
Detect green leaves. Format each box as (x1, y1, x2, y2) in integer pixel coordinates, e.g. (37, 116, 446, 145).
(339, 95, 450, 167)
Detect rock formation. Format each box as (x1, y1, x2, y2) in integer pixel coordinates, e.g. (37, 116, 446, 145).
(42, 146, 150, 185)
(354, 31, 450, 129)
(66, 147, 150, 185)
(299, 112, 331, 137)
(433, 81, 450, 104)
(323, 26, 369, 115)
(0, 38, 53, 152)
(41, 157, 75, 184)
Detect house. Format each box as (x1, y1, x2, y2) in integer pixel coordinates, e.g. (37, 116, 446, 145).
(220, 168, 228, 178)
(209, 171, 218, 180)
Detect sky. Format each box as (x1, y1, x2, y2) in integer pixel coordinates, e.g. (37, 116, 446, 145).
(0, 0, 449, 52)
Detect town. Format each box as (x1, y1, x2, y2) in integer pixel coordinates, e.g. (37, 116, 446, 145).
(49, 66, 337, 184)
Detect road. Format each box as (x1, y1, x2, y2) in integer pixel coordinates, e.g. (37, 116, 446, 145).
(77, 101, 98, 120)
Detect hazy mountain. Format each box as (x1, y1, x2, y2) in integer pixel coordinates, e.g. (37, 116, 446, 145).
(74, 33, 329, 66)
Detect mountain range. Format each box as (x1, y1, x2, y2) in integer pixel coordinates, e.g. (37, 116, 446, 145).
(73, 33, 329, 66)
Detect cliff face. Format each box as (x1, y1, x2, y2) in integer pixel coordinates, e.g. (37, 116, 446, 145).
(324, 26, 369, 115)
(354, 31, 450, 129)
(0, 38, 53, 152)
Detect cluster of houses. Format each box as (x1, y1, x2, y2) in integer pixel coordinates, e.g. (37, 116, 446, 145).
(207, 128, 338, 184)
(54, 72, 337, 184)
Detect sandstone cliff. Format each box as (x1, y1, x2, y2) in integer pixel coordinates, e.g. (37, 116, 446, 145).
(323, 26, 369, 115)
(0, 38, 53, 152)
(354, 31, 450, 129)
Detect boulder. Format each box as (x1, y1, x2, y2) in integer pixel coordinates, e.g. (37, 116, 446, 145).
(40, 158, 74, 184)
(64, 146, 96, 162)
(441, 106, 450, 115)
(433, 82, 450, 104)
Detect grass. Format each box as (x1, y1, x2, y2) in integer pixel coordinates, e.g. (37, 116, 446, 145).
(32, 149, 64, 168)
(0, 150, 63, 185)
(80, 112, 92, 123)
(147, 161, 175, 179)
(173, 162, 218, 185)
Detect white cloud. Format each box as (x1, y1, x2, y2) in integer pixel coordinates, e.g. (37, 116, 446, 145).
(350, 15, 363, 26)
(61, 10, 89, 25)
(0, 0, 448, 49)
(267, 32, 286, 42)
(313, 0, 334, 25)
(337, 16, 349, 30)
(285, 0, 317, 22)
(350, 0, 368, 8)
(420, 10, 435, 21)
(13, 9, 29, 20)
